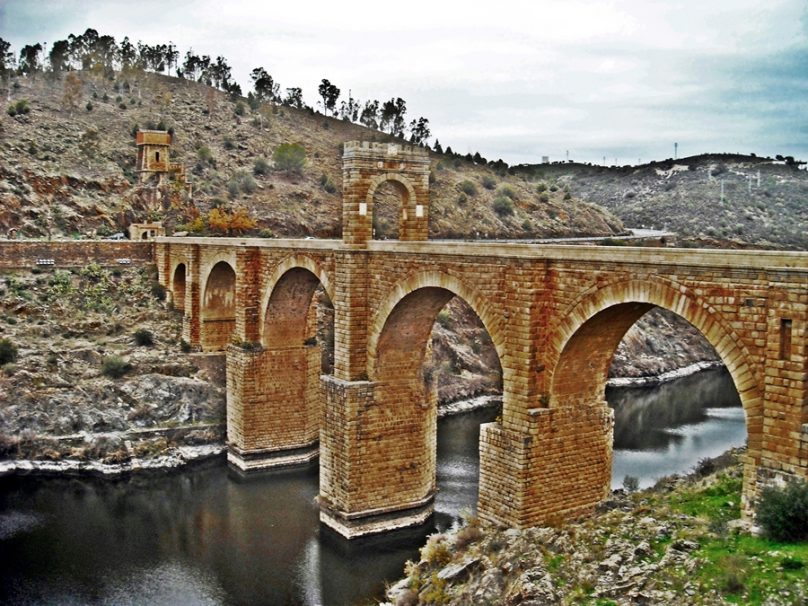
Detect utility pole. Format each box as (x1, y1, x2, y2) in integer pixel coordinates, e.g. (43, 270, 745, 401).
(674, 142, 678, 160)
(566, 150, 569, 162)
(720, 179, 725, 203)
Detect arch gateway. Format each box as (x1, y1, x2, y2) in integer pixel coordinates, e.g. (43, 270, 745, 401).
(156, 141, 808, 539)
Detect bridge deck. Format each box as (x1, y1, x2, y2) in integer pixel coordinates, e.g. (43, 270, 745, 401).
(157, 237, 808, 272)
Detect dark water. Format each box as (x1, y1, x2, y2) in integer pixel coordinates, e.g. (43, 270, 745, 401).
(0, 368, 744, 605)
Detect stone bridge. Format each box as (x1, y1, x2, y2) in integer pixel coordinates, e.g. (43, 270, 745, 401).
(156, 142, 807, 538)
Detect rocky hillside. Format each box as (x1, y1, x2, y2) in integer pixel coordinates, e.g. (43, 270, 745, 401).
(384, 449, 808, 606)
(516, 156, 808, 250)
(0, 266, 225, 466)
(0, 72, 624, 240)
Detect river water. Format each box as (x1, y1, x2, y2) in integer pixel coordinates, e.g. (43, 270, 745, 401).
(0, 368, 745, 605)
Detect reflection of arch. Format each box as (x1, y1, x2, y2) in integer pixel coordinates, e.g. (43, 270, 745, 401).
(171, 263, 186, 313)
(260, 255, 334, 345)
(202, 260, 236, 351)
(368, 271, 505, 380)
(550, 278, 762, 450)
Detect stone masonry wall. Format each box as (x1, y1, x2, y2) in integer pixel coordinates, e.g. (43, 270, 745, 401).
(0, 240, 153, 269)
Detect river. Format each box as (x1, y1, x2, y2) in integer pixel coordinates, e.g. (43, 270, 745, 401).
(0, 367, 745, 605)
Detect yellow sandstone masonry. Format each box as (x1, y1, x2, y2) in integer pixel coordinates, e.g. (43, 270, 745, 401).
(153, 141, 808, 538)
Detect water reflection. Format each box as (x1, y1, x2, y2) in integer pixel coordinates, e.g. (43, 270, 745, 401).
(0, 370, 744, 605)
(610, 367, 745, 488)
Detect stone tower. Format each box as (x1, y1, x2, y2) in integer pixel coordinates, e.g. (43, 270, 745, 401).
(135, 129, 186, 184)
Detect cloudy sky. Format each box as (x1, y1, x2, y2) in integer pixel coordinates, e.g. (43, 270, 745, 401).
(2, 0, 807, 165)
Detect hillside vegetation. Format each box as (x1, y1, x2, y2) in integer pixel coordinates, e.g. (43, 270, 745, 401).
(0, 72, 623, 240)
(517, 156, 808, 250)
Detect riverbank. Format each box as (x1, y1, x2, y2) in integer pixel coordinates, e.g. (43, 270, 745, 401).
(383, 448, 808, 606)
(0, 360, 730, 478)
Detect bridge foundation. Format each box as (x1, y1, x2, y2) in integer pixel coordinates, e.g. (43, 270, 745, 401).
(226, 343, 322, 471)
(478, 403, 614, 527)
(319, 375, 437, 538)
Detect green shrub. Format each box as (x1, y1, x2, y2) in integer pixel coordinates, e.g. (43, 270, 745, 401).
(273, 142, 306, 174)
(180, 339, 192, 353)
(151, 283, 166, 301)
(459, 180, 477, 196)
(197, 146, 215, 167)
(85, 101, 93, 112)
(539, 193, 550, 203)
(253, 157, 270, 176)
(536, 182, 547, 193)
(319, 173, 337, 194)
(133, 328, 154, 347)
(757, 480, 808, 542)
(623, 475, 639, 492)
(563, 191, 572, 201)
(492, 195, 514, 217)
(436, 310, 451, 328)
(0, 339, 18, 365)
(101, 355, 131, 379)
(498, 184, 518, 200)
(234, 101, 246, 116)
(7, 99, 30, 117)
(481, 175, 496, 190)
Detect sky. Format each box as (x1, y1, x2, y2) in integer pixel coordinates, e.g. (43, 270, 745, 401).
(1, 0, 807, 165)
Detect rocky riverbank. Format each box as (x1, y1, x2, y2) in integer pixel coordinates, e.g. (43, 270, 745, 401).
(383, 449, 808, 606)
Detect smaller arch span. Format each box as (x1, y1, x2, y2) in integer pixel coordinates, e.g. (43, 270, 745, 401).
(171, 262, 187, 313)
(201, 260, 236, 351)
(259, 254, 335, 345)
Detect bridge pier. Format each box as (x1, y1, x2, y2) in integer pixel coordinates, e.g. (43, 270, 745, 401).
(478, 402, 614, 528)
(319, 376, 437, 538)
(226, 343, 322, 471)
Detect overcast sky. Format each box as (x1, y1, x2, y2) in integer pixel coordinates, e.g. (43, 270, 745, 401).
(2, 0, 807, 165)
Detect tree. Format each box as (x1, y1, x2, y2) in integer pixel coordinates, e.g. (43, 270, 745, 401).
(62, 72, 82, 115)
(317, 79, 340, 116)
(273, 142, 307, 175)
(409, 117, 430, 145)
(49, 39, 70, 72)
(119, 37, 137, 69)
(360, 99, 379, 130)
(283, 87, 304, 109)
(251, 67, 280, 102)
(0, 37, 15, 81)
(433, 139, 443, 154)
(380, 97, 407, 136)
(183, 50, 200, 80)
(19, 43, 43, 78)
(339, 90, 359, 122)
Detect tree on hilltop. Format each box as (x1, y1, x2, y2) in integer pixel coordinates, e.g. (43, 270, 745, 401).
(318, 79, 340, 116)
(360, 99, 379, 130)
(19, 43, 43, 78)
(381, 97, 407, 137)
(409, 117, 430, 145)
(49, 39, 70, 73)
(0, 37, 15, 81)
(251, 67, 280, 102)
(283, 87, 305, 109)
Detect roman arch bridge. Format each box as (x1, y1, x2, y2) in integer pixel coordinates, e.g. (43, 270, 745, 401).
(156, 141, 807, 538)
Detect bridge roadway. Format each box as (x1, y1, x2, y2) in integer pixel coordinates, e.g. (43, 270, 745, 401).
(156, 235, 807, 538)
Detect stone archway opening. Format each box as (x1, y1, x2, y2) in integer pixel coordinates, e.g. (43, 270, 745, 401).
(201, 260, 236, 351)
(371, 179, 408, 240)
(370, 287, 504, 519)
(552, 302, 752, 496)
(171, 263, 186, 313)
